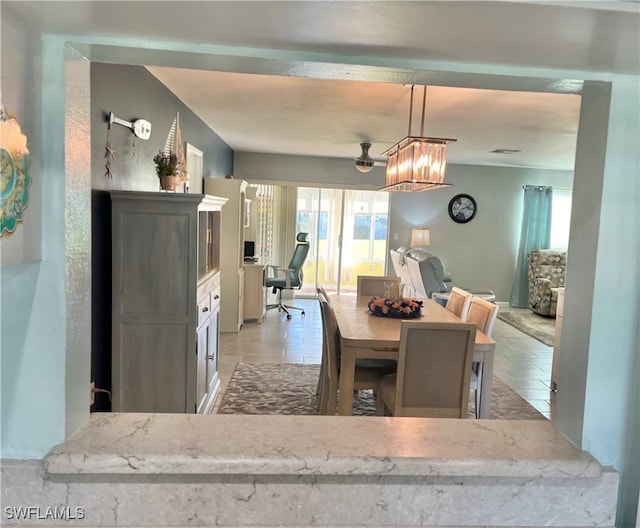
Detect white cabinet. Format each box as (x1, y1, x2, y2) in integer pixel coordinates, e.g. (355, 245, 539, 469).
(196, 273, 222, 413)
(110, 191, 226, 413)
(204, 178, 248, 333)
(243, 263, 267, 323)
(551, 287, 565, 392)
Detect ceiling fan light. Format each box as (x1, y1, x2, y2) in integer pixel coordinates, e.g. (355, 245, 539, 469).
(355, 160, 374, 173)
(355, 142, 375, 173)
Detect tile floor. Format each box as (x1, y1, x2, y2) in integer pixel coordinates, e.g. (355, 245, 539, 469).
(216, 297, 555, 419)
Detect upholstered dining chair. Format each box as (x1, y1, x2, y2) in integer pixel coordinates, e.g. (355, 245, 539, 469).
(265, 232, 310, 319)
(315, 286, 332, 403)
(317, 285, 333, 306)
(356, 275, 401, 297)
(466, 296, 499, 418)
(466, 296, 499, 338)
(376, 321, 476, 418)
(317, 297, 396, 415)
(445, 286, 473, 321)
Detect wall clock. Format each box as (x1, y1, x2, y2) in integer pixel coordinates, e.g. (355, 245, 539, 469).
(448, 194, 477, 224)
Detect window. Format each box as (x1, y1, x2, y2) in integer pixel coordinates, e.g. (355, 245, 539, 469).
(550, 189, 572, 250)
(353, 214, 372, 239)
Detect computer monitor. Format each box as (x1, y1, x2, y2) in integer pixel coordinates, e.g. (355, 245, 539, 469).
(243, 240, 256, 259)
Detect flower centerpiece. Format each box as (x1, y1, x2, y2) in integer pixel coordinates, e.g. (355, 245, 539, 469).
(368, 297, 423, 318)
(153, 150, 179, 191)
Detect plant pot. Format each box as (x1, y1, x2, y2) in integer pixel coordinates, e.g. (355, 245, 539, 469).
(159, 175, 177, 191)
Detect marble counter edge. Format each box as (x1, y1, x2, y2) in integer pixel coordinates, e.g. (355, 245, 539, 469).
(41, 414, 603, 480)
(43, 451, 602, 479)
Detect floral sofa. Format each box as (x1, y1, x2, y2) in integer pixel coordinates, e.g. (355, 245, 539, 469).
(528, 249, 567, 317)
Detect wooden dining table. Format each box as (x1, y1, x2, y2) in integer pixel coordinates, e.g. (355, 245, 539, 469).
(329, 294, 496, 418)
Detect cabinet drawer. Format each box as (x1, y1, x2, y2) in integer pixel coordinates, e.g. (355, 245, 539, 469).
(197, 293, 211, 327)
(211, 288, 221, 313)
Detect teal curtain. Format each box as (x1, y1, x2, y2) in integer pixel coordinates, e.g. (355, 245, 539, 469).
(509, 185, 552, 308)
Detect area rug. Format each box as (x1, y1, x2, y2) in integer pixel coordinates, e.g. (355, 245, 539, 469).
(497, 311, 555, 347)
(217, 363, 546, 420)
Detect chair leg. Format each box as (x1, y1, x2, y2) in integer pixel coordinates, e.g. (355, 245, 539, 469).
(473, 361, 483, 419)
(265, 289, 305, 320)
(282, 303, 305, 317)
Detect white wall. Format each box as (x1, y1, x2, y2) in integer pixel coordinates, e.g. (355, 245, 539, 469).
(236, 153, 573, 301)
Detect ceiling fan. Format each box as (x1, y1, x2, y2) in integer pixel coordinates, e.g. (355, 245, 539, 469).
(353, 142, 386, 173)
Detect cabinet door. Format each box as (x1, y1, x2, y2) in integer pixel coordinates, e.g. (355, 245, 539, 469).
(196, 316, 211, 413)
(237, 269, 245, 328)
(207, 306, 220, 390)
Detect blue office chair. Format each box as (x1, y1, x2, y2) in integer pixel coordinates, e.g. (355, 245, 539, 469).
(265, 232, 310, 319)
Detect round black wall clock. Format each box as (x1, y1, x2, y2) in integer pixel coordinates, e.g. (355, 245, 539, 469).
(448, 194, 477, 223)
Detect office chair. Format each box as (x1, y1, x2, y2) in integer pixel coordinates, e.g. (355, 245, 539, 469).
(265, 232, 310, 319)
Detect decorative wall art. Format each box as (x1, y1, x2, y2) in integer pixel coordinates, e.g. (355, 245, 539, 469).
(105, 111, 152, 179)
(162, 112, 188, 192)
(1, 104, 32, 237)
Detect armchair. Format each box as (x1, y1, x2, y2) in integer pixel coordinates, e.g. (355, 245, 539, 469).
(528, 249, 567, 317)
(403, 249, 452, 298)
(265, 232, 310, 319)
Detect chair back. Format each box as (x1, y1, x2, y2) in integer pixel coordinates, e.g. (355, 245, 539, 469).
(285, 232, 310, 288)
(357, 275, 400, 297)
(392, 321, 476, 417)
(466, 296, 499, 337)
(317, 286, 332, 306)
(318, 297, 340, 383)
(445, 286, 473, 320)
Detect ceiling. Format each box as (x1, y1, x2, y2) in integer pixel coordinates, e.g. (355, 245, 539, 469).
(7, 1, 640, 172)
(145, 68, 583, 170)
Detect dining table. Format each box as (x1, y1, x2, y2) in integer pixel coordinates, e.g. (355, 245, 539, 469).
(329, 294, 496, 418)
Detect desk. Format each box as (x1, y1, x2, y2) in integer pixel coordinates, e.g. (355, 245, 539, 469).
(330, 295, 496, 418)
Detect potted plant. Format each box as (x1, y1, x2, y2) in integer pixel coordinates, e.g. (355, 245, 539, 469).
(153, 150, 179, 191)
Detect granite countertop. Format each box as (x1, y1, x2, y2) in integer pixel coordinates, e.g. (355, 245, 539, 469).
(44, 413, 601, 480)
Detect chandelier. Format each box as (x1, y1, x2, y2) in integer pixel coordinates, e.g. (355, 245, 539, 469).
(381, 85, 457, 192)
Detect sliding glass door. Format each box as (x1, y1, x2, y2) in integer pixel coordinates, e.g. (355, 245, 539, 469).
(296, 187, 389, 296)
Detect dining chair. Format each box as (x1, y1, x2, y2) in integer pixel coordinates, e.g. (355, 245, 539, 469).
(315, 286, 333, 404)
(376, 321, 476, 418)
(317, 297, 396, 415)
(466, 296, 499, 418)
(466, 296, 499, 338)
(317, 285, 333, 306)
(356, 275, 401, 297)
(445, 286, 473, 321)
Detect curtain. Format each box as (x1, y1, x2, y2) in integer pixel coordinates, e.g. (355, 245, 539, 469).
(324, 189, 343, 283)
(272, 185, 298, 300)
(509, 185, 552, 308)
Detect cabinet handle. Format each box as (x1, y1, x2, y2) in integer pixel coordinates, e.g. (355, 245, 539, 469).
(207, 355, 215, 360)
(213, 294, 220, 300)
(202, 307, 209, 312)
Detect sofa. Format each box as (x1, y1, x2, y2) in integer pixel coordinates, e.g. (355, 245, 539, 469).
(528, 249, 567, 317)
(390, 247, 452, 299)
